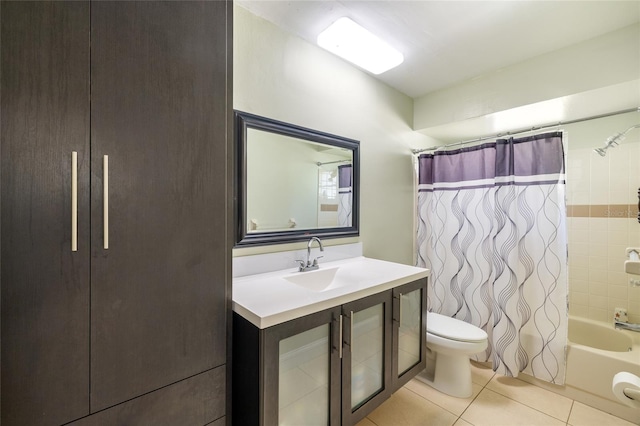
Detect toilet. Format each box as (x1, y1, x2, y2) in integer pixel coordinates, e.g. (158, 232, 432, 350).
(416, 312, 488, 398)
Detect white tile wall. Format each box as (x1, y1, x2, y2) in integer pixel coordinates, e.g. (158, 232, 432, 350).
(567, 141, 640, 324)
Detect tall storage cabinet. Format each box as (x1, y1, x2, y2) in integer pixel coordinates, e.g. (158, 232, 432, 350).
(1, 1, 232, 425)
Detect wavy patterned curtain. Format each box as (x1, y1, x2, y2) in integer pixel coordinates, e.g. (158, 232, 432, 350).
(337, 164, 352, 227)
(416, 132, 568, 384)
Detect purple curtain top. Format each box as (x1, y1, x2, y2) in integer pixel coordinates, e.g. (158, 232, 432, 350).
(419, 132, 564, 190)
(496, 132, 565, 177)
(419, 142, 496, 185)
(338, 164, 352, 190)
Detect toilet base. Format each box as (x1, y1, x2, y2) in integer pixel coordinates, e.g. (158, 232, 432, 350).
(415, 351, 474, 398)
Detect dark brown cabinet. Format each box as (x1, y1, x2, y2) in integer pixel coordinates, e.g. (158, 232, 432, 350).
(233, 278, 427, 425)
(89, 1, 230, 412)
(1, 2, 91, 425)
(1, 1, 231, 425)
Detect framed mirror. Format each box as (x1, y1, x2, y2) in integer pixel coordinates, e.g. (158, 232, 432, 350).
(235, 111, 360, 246)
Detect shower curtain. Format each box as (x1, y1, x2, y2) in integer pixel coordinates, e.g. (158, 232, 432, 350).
(416, 132, 568, 384)
(337, 164, 352, 227)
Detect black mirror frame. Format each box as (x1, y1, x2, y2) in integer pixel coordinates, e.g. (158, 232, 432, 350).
(234, 110, 360, 247)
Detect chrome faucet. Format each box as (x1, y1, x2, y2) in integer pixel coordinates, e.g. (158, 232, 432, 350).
(614, 319, 640, 333)
(297, 237, 324, 272)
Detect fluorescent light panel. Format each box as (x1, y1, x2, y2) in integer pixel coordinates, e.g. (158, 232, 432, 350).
(317, 17, 403, 75)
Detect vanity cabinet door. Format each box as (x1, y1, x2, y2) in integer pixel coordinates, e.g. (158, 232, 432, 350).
(341, 291, 393, 425)
(233, 308, 342, 426)
(392, 278, 428, 391)
(263, 307, 342, 425)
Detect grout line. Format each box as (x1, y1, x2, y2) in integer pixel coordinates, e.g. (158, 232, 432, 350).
(456, 371, 495, 424)
(481, 387, 569, 422)
(566, 400, 575, 426)
(399, 378, 477, 424)
(478, 377, 575, 424)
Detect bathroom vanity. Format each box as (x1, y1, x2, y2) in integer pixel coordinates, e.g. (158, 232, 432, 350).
(232, 255, 429, 425)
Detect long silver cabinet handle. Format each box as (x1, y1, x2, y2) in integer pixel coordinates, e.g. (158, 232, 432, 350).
(103, 155, 109, 249)
(339, 314, 343, 359)
(71, 151, 78, 252)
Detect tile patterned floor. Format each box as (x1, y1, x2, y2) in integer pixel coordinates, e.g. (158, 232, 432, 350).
(356, 362, 637, 426)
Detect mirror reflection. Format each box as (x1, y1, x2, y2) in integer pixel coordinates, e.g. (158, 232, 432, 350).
(236, 111, 359, 246)
(246, 129, 353, 232)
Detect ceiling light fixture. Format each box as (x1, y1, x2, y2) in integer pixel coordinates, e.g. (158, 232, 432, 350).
(317, 17, 404, 75)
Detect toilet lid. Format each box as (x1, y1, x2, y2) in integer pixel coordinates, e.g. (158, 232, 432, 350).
(427, 312, 488, 343)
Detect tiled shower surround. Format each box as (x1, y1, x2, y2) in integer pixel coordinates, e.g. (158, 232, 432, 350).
(565, 111, 640, 324)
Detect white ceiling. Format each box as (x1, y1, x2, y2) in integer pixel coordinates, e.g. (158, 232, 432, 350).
(235, 0, 640, 99)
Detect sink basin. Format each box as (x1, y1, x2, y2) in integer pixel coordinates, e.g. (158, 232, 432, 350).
(284, 267, 341, 292)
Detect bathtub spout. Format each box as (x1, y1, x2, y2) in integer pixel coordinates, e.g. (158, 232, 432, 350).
(614, 319, 640, 333)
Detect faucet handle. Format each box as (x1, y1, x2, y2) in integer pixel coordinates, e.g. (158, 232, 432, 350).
(312, 256, 324, 267)
(295, 259, 308, 272)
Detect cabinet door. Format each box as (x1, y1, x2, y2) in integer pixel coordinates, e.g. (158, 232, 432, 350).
(341, 291, 393, 425)
(1, 2, 91, 425)
(90, 1, 230, 411)
(263, 307, 342, 426)
(392, 279, 427, 390)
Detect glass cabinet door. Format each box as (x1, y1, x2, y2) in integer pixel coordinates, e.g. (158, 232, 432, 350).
(342, 291, 392, 425)
(263, 307, 342, 426)
(397, 289, 422, 372)
(392, 279, 427, 390)
(278, 324, 330, 425)
(350, 303, 384, 408)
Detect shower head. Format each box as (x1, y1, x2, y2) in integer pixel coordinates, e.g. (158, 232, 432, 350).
(593, 147, 608, 157)
(593, 124, 640, 157)
(593, 133, 624, 156)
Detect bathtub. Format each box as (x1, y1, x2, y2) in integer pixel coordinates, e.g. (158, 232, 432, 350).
(520, 316, 640, 424)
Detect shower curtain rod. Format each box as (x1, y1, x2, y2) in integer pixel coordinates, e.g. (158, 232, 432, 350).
(316, 159, 351, 166)
(411, 106, 640, 155)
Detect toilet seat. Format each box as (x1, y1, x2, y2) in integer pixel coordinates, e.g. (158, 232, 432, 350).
(427, 312, 487, 343)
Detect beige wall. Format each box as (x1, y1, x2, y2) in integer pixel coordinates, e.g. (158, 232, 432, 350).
(233, 4, 435, 264)
(413, 24, 640, 130)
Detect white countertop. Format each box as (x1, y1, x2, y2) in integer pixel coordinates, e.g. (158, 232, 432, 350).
(232, 256, 429, 329)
